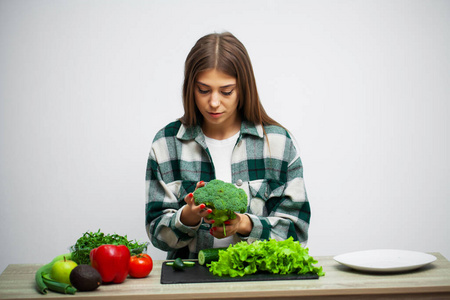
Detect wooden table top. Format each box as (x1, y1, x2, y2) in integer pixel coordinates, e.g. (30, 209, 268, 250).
(0, 253, 449, 299)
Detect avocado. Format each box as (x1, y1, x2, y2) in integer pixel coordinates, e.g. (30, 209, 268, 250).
(69, 264, 102, 291)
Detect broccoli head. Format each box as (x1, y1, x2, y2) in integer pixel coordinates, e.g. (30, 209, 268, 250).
(193, 179, 248, 236)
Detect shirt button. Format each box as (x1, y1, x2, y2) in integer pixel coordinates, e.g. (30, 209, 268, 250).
(236, 179, 243, 186)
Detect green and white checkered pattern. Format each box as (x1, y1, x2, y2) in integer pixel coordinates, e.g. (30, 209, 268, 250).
(145, 120, 310, 259)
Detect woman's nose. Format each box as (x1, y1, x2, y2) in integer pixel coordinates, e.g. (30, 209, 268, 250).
(209, 92, 220, 108)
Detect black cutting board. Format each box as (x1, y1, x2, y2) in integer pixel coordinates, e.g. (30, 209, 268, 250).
(160, 261, 319, 284)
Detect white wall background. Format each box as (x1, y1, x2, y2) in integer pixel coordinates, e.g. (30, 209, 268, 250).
(1, 0, 449, 274)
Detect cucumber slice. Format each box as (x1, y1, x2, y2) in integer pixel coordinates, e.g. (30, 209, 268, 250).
(182, 261, 195, 267)
(165, 260, 196, 267)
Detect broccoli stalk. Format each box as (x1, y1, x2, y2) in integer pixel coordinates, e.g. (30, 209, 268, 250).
(193, 179, 248, 236)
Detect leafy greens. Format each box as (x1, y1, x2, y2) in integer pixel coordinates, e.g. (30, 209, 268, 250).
(208, 237, 325, 277)
(70, 229, 148, 265)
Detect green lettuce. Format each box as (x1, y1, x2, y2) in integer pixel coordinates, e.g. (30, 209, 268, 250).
(208, 237, 325, 277)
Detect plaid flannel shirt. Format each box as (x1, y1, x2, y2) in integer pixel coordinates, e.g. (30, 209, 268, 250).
(145, 120, 310, 259)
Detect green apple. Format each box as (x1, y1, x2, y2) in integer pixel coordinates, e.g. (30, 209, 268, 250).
(51, 257, 78, 284)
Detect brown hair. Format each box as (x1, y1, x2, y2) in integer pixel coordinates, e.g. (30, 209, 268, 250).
(180, 32, 282, 128)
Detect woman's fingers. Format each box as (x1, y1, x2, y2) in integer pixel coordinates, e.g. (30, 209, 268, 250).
(209, 224, 229, 238)
(203, 218, 215, 225)
(184, 191, 212, 217)
(184, 192, 195, 205)
(209, 220, 232, 238)
(198, 208, 213, 218)
(195, 180, 205, 190)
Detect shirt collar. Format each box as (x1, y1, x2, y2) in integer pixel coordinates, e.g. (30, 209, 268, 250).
(176, 120, 264, 141)
(240, 120, 264, 138)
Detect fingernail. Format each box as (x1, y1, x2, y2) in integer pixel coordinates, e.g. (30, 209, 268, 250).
(209, 229, 213, 235)
(188, 193, 193, 197)
(224, 221, 231, 225)
(199, 204, 206, 209)
(212, 227, 217, 231)
(207, 209, 212, 214)
(210, 220, 215, 223)
(199, 181, 204, 185)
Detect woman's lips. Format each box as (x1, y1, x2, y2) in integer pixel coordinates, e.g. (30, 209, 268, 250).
(208, 112, 223, 118)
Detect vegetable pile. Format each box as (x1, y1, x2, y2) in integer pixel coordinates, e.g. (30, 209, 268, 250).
(70, 229, 148, 265)
(194, 179, 248, 236)
(207, 237, 325, 277)
(36, 229, 152, 295)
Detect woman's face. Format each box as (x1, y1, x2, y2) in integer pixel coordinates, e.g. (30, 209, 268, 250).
(194, 69, 240, 139)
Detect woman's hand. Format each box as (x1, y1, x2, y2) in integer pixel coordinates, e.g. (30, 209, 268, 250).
(209, 213, 253, 238)
(180, 181, 212, 226)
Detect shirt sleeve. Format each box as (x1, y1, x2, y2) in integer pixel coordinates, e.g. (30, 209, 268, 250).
(145, 146, 200, 252)
(245, 138, 310, 245)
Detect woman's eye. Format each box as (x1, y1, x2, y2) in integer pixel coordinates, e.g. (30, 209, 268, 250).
(221, 90, 234, 96)
(197, 88, 210, 94)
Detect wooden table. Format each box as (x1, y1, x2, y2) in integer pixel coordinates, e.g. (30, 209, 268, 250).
(1, 253, 449, 299)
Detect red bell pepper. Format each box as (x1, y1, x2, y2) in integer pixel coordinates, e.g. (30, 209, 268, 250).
(89, 244, 130, 284)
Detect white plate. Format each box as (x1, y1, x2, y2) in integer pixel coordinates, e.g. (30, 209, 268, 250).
(333, 249, 436, 272)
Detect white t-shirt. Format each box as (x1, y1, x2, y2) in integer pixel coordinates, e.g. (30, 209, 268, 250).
(204, 131, 240, 248)
(203, 131, 240, 183)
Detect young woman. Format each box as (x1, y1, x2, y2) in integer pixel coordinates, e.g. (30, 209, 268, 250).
(145, 32, 310, 259)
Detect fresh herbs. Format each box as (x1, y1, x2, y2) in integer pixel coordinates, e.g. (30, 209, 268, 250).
(70, 229, 148, 265)
(208, 237, 325, 277)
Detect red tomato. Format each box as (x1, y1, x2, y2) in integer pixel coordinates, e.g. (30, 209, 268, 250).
(129, 254, 153, 278)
